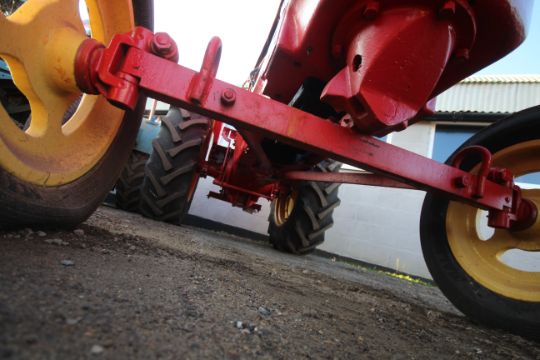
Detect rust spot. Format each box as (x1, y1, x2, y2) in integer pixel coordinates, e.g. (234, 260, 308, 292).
(286, 114, 301, 138)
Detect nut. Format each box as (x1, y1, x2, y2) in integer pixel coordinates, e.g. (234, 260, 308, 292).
(454, 176, 471, 188)
(151, 33, 179, 62)
(221, 88, 236, 106)
(362, 1, 380, 20)
(454, 48, 470, 62)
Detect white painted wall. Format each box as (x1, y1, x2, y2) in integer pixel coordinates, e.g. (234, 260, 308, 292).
(189, 177, 271, 235)
(187, 121, 437, 279)
(320, 122, 436, 278)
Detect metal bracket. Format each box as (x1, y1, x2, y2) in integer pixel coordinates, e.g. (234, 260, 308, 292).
(187, 37, 222, 105)
(450, 145, 492, 198)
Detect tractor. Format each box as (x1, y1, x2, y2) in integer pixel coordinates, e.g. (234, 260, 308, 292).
(0, 0, 538, 339)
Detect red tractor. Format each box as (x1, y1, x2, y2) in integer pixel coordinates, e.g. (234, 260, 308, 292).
(0, 0, 538, 338)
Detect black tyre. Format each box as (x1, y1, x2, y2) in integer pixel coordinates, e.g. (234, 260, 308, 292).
(268, 160, 341, 254)
(115, 150, 149, 212)
(0, 1, 153, 229)
(139, 108, 210, 224)
(420, 106, 540, 339)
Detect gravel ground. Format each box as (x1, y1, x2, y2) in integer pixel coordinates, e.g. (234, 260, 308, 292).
(0, 206, 538, 359)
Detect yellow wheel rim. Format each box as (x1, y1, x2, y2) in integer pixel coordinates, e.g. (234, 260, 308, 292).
(0, 0, 134, 186)
(447, 140, 540, 301)
(273, 190, 297, 226)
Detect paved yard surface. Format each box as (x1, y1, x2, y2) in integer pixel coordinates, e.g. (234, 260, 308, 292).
(1, 207, 538, 359)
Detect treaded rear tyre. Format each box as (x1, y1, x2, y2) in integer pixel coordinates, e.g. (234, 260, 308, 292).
(268, 160, 341, 254)
(420, 105, 540, 339)
(139, 108, 210, 224)
(115, 150, 148, 212)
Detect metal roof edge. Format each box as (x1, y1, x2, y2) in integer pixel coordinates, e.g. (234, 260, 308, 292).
(423, 111, 507, 123)
(460, 74, 540, 84)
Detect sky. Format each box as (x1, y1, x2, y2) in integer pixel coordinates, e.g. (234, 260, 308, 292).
(478, 1, 540, 74)
(153, 0, 281, 85)
(153, 0, 540, 84)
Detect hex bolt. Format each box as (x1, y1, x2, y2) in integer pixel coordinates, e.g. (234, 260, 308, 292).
(454, 48, 470, 62)
(151, 33, 172, 53)
(454, 175, 471, 188)
(501, 171, 513, 182)
(221, 88, 236, 106)
(490, 168, 513, 184)
(362, 1, 380, 21)
(439, 0, 456, 18)
(151, 33, 179, 62)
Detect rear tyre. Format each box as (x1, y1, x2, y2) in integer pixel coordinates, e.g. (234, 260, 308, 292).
(0, 0, 153, 229)
(139, 108, 210, 224)
(115, 150, 149, 212)
(420, 106, 540, 339)
(268, 160, 341, 254)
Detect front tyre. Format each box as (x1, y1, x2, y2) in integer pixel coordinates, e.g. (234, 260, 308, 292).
(420, 106, 540, 339)
(268, 160, 341, 254)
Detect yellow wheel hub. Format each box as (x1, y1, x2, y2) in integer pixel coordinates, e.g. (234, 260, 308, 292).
(273, 190, 297, 226)
(0, 0, 134, 185)
(447, 140, 540, 301)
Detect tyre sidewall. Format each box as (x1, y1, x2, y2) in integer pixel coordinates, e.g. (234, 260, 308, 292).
(0, 100, 145, 228)
(268, 160, 341, 254)
(139, 109, 209, 224)
(420, 105, 540, 337)
(0, 1, 153, 229)
(269, 183, 327, 253)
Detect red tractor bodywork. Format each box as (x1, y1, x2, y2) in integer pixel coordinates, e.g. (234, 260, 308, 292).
(75, 0, 535, 229)
(253, 0, 529, 132)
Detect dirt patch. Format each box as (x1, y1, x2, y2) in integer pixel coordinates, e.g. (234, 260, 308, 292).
(0, 207, 538, 359)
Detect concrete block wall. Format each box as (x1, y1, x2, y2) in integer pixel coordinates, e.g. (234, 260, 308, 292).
(319, 122, 436, 278)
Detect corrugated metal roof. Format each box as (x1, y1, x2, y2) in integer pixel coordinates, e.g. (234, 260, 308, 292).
(459, 74, 540, 84)
(435, 74, 540, 113)
(143, 74, 540, 114)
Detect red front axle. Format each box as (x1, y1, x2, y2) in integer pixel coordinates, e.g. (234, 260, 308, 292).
(74, 27, 536, 231)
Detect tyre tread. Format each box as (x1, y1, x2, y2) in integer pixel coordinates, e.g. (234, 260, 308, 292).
(139, 109, 209, 225)
(420, 105, 540, 339)
(115, 151, 149, 212)
(268, 160, 342, 254)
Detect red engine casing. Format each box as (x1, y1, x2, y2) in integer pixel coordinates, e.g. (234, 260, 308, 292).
(253, 0, 531, 135)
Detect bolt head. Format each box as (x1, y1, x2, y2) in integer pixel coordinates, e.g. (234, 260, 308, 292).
(363, 1, 380, 20)
(221, 88, 236, 106)
(152, 33, 172, 53)
(454, 175, 471, 188)
(150, 33, 179, 62)
(497, 169, 513, 183)
(454, 48, 470, 62)
(439, 1, 456, 18)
